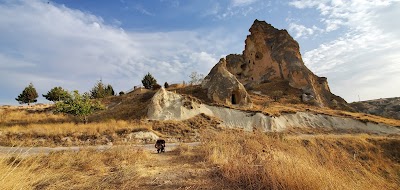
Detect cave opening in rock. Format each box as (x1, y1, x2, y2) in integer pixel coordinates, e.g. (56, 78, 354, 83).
(231, 90, 241, 105)
(231, 94, 237, 104)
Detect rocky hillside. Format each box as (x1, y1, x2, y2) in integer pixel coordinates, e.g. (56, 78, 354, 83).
(351, 97, 400, 120)
(222, 19, 350, 110)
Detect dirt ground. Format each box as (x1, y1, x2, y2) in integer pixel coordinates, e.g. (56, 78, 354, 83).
(0, 142, 214, 189)
(135, 149, 213, 189)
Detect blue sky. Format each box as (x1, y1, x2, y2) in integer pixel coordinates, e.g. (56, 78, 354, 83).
(1, 0, 399, 105)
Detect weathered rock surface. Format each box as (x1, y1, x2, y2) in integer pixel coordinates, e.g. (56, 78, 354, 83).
(201, 58, 252, 108)
(147, 90, 399, 134)
(351, 97, 400, 120)
(148, 88, 211, 120)
(224, 19, 349, 109)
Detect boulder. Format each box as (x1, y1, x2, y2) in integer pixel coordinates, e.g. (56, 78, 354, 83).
(202, 58, 252, 108)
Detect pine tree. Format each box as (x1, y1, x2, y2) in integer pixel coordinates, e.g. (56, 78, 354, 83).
(141, 72, 157, 89)
(16, 83, 38, 105)
(43, 86, 70, 102)
(90, 80, 115, 99)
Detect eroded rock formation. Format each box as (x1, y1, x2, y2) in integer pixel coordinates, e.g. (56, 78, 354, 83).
(225, 19, 348, 108)
(146, 89, 399, 134)
(201, 58, 252, 108)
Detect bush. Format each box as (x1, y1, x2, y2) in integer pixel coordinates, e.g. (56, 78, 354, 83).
(55, 90, 104, 124)
(164, 82, 169, 88)
(153, 84, 161, 90)
(119, 91, 125, 96)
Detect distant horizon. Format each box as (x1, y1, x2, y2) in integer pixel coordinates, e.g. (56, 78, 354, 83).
(1, 0, 400, 105)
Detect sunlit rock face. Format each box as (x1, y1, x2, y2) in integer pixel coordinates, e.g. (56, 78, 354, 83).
(202, 58, 252, 108)
(224, 19, 349, 109)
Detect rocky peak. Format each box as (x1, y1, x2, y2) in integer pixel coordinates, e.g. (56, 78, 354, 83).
(223, 19, 348, 108)
(202, 58, 252, 108)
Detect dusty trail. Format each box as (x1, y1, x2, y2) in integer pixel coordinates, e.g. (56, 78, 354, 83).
(0, 142, 213, 189)
(0, 142, 200, 156)
(135, 149, 213, 189)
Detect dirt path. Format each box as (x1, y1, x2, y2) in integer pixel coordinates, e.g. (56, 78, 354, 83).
(0, 142, 213, 189)
(135, 149, 213, 189)
(0, 142, 200, 156)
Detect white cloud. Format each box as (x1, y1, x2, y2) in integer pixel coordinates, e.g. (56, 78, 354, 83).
(0, 0, 239, 105)
(290, 0, 400, 101)
(203, 0, 270, 19)
(288, 23, 323, 38)
(232, 0, 258, 7)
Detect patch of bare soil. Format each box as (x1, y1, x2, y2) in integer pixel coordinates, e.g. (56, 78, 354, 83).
(135, 148, 213, 189)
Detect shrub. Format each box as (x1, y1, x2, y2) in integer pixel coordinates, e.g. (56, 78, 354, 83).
(153, 84, 161, 90)
(55, 90, 105, 124)
(164, 82, 169, 88)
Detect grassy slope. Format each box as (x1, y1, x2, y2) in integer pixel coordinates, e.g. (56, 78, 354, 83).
(0, 89, 221, 146)
(1, 131, 399, 189)
(199, 131, 400, 189)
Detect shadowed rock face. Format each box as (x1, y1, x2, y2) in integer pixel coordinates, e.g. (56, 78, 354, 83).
(202, 58, 252, 108)
(225, 19, 348, 108)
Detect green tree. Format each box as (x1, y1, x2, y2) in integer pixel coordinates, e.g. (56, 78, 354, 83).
(42, 86, 70, 102)
(141, 72, 157, 89)
(55, 90, 104, 124)
(15, 83, 38, 105)
(90, 80, 114, 99)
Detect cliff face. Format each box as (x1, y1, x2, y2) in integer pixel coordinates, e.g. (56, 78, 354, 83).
(225, 19, 348, 108)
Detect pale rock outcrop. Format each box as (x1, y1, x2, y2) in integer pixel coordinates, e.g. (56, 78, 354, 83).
(147, 90, 399, 134)
(148, 88, 213, 120)
(202, 58, 252, 108)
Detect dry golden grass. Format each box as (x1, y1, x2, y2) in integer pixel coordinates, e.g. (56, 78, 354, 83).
(0, 147, 149, 190)
(90, 89, 156, 121)
(0, 105, 220, 146)
(198, 130, 400, 190)
(0, 130, 399, 189)
(0, 106, 70, 126)
(0, 119, 158, 146)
